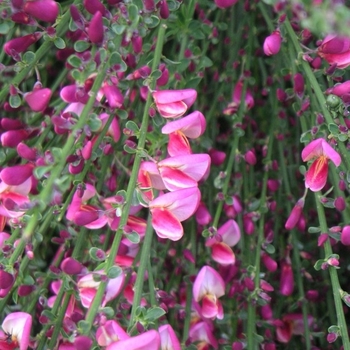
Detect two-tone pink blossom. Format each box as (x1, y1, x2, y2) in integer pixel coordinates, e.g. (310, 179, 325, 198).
(149, 187, 200, 241)
(96, 320, 129, 347)
(189, 321, 218, 350)
(106, 330, 160, 350)
(161, 110, 206, 156)
(158, 154, 211, 191)
(318, 35, 350, 69)
(152, 89, 197, 118)
(205, 220, 240, 265)
(159, 324, 181, 350)
(301, 138, 341, 191)
(0, 312, 32, 350)
(77, 270, 125, 308)
(66, 183, 108, 228)
(193, 266, 225, 319)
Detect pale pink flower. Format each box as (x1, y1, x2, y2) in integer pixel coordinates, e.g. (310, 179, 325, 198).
(106, 329, 160, 350)
(189, 321, 218, 349)
(153, 89, 197, 118)
(159, 324, 181, 350)
(193, 266, 225, 319)
(0, 312, 32, 350)
(96, 320, 129, 347)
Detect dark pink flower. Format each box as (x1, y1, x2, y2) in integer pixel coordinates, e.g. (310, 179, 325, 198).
(214, 0, 239, 8)
(285, 198, 304, 230)
(96, 320, 129, 346)
(106, 330, 160, 350)
(23, 0, 59, 22)
(301, 138, 341, 191)
(280, 262, 294, 296)
(318, 35, 350, 69)
(24, 88, 51, 112)
(263, 30, 282, 56)
(4, 32, 42, 57)
(88, 11, 104, 44)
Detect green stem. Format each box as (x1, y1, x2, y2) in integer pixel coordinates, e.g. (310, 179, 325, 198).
(314, 193, 350, 349)
(83, 23, 167, 333)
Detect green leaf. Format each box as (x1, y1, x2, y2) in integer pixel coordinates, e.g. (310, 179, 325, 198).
(144, 307, 166, 321)
(126, 232, 140, 244)
(78, 320, 91, 334)
(265, 244, 275, 254)
(185, 77, 202, 89)
(202, 229, 210, 238)
(34, 166, 52, 179)
(308, 226, 321, 233)
(68, 55, 82, 68)
(54, 37, 66, 49)
(338, 134, 348, 142)
(125, 121, 140, 133)
(34, 232, 43, 242)
(74, 40, 90, 52)
(41, 310, 56, 322)
(112, 23, 126, 35)
(0, 22, 13, 35)
(88, 115, 102, 132)
(22, 51, 36, 64)
(300, 130, 312, 143)
(109, 52, 123, 66)
(144, 15, 160, 28)
(328, 123, 340, 135)
(328, 325, 340, 333)
(118, 110, 128, 120)
(124, 144, 137, 154)
(9, 95, 21, 108)
(314, 259, 324, 271)
(128, 4, 139, 22)
(107, 266, 123, 279)
(89, 247, 106, 261)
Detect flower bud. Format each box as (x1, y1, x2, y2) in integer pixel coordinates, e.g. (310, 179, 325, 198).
(0, 270, 14, 290)
(341, 226, 350, 245)
(24, 88, 51, 112)
(285, 198, 304, 230)
(280, 262, 294, 296)
(294, 73, 305, 98)
(88, 11, 104, 44)
(24, 0, 59, 22)
(262, 253, 277, 272)
(244, 150, 257, 165)
(61, 257, 83, 275)
(334, 196, 346, 211)
(214, 0, 239, 8)
(83, 0, 106, 15)
(263, 30, 282, 56)
(4, 32, 42, 57)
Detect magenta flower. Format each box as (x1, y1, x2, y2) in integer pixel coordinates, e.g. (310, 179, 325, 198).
(189, 322, 218, 349)
(152, 89, 197, 118)
(285, 198, 304, 230)
(106, 330, 160, 350)
(193, 265, 225, 319)
(66, 183, 108, 229)
(263, 30, 282, 56)
(280, 262, 294, 296)
(301, 138, 341, 192)
(23, 0, 59, 22)
(4, 32, 42, 57)
(318, 35, 350, 69)
(0, 312, 32, 350)
(158, 154, 211, 191)
(149, 187, 200, 241)
(326, 80, 350, 104)
(88, 11, 104, 44)
(24, 88, 51, 112)
(214, 0, 238, 8)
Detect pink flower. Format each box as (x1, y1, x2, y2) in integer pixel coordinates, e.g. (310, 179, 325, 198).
(106, 330, 160, 350)
(66, 184, 108, 229)
(149, 187, 200, 241)
(301, 138, 341, 191)
(4, 32, 42, 57)
(88, 11, 104, 44)
(276, 314, 313, 343)
(23, 0, 59, 22)
(96, 320, 129, 346)
(285, 198, 304, 230)
(193, 266, 225, 319)
(77, 270, 125, 308)
(326, 80, 350, 104)
(280, 262, 294, 296)
(318, 35, 350, 69)
(152, 89, 197, 118)
(263, 30, 282, 56)
(206, 220, 240, 266)
(158, 154, 211, 191)
(0, 312, 32, 350)
(214, 0, 239, 8)
(24, 88, 51, 112)
(189, 321, 218, 349)
(159, 324, 181, 350)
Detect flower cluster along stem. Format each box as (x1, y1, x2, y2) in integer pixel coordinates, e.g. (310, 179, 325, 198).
(314, 193, 350, 349)
(278, 142, 311, 350)
(83, 23, 167, 333)
(246, 109, 276, 350)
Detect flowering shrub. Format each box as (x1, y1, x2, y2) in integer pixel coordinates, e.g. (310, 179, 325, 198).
(2, 0, 350, 349)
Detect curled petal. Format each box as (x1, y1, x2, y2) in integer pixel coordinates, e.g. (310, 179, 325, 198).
(210, 242, 236, 266)
(305, 156, 328, 192)
(151, 208, 183, 241)
(106, 330, 160, 350)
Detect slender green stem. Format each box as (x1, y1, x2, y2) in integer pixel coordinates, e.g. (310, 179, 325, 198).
(314, 193, 350, 349)
(83, 23, 167, 333)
